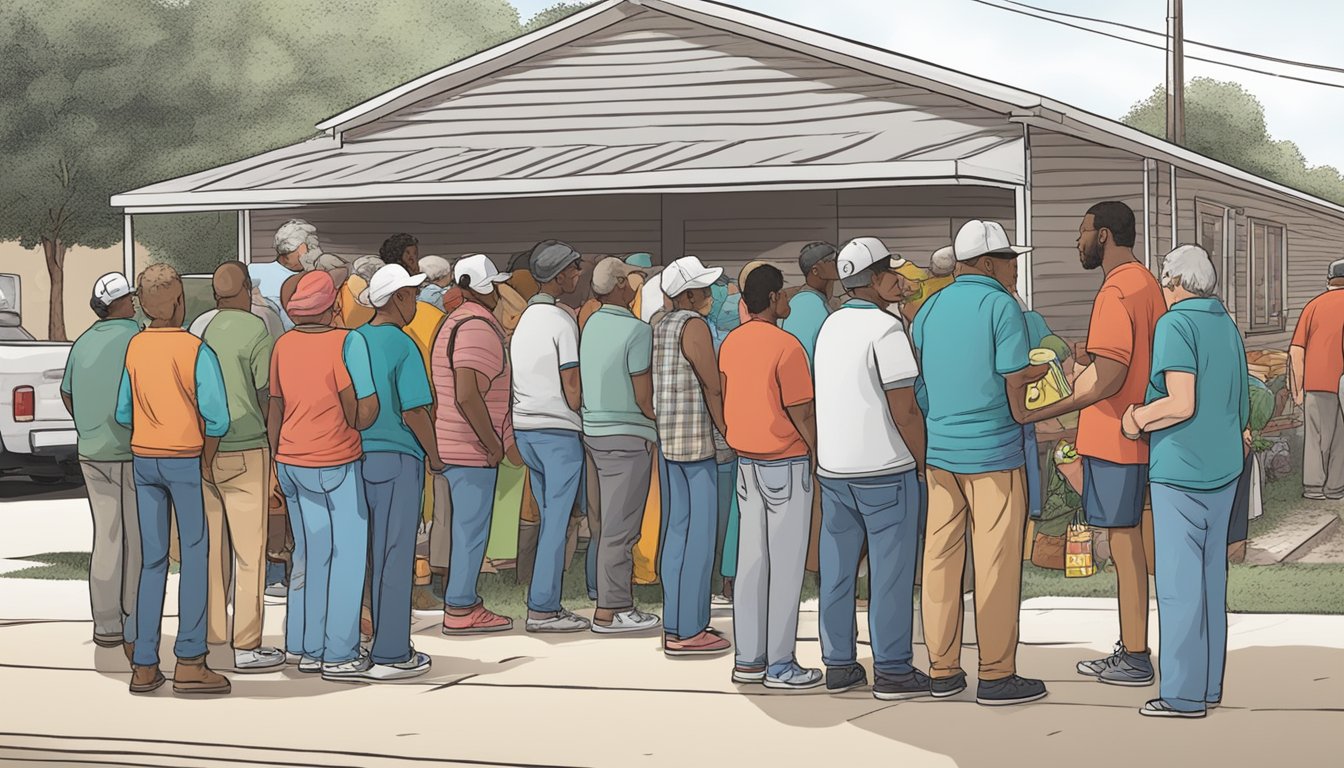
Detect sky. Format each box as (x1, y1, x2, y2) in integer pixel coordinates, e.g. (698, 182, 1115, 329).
(512, 0, 1344, 172)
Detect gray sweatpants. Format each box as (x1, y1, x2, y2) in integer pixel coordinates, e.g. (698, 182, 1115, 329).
(584, 435, 653, 612)
(79, 459, 141, 640)
(1305, 391, 1344, 498)
(733, 456, 812, 671)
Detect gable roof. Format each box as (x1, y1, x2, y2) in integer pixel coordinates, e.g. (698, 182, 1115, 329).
(113, 0, 1344, 221)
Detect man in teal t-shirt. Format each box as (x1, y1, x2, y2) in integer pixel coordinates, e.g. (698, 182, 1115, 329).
(61, 272, 141, 651)
(781, 242, 839, 366)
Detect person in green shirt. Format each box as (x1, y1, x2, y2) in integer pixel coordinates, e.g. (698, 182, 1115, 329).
(189, 262, 284, 672)
(61, 272, 141, 654)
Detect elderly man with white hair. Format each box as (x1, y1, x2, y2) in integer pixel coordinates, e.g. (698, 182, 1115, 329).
(417, 255, 457, 311)
(249, 219, 345, 330)
(1121, 244, 1249, 719)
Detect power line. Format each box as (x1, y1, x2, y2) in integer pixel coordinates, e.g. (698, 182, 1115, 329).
(969, 0, 1344, 91)
(1001, 0, 1344, 77)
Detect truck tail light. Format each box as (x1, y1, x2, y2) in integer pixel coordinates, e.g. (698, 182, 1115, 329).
(13, 386, 34, 422)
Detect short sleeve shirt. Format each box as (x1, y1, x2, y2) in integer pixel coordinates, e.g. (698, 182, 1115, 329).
(1145, 298, 1249, 491)
(1076, 263, 1166, 465)
(719, 320, 813, 461)
(579, 305, 656, 443)
(911, 274, 1030, 474)
(814, 301, 919, 477)
(511, 295, 582, 433)
(248, 261, 300, 330)
(270, 328, 373, 468)
(432, 303, 513, 467)
(781, 288, 831, 367)
(355, 323, 434, 458)
(197, 309, 274, 452)
(62, 318, 138, 462)
(1291, 290, 1344, 393)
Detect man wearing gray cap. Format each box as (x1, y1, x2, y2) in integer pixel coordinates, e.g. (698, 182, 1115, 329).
(511, 241, 591, 633)
(782, 242, 840, 367)
(1289, 258, 1344, 500)
(61, 273, 142, 657)
(580, 257, 662, 634)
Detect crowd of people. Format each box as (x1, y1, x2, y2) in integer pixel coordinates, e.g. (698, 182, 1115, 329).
(61, 200, 1253, 718)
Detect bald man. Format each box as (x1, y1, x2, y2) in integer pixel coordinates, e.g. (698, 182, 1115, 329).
(189, 262, 285, 672)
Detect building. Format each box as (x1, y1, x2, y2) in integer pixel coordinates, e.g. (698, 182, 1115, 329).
(112, 0, 1344, 348)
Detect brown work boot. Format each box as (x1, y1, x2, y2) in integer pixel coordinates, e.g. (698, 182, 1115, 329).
(172, 654, 231, 695)
(130, 664, 166, 694)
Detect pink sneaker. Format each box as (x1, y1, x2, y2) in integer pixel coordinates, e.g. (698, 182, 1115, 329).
(664, 630, 732, 657)
(441, 604, 514, 635)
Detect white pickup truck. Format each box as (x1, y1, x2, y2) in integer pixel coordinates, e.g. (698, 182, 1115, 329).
(0, 277, 79, 483)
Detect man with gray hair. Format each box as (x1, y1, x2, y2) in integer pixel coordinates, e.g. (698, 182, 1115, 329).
(249, 219, 344, 331)
(417, 255, 456, 311)
(1288, 257, 1344, 501)
(1121, 244, 1248, 718)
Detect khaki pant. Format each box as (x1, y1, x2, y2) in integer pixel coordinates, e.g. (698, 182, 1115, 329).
(426, 472, 452, 570)
(922, 466, 1028, 681)
(79, 460, 141, 640)
(204, 448, 270, 650)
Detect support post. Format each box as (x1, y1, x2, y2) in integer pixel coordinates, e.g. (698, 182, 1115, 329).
(1166, 0, 1185, 145)
(237, 210, 252, 264)
(1142, 159, 1153, 268)
(1014, 124, 1033, 308)
(123, 215, 135, 286)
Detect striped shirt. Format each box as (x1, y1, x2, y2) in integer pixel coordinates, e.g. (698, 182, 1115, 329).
(432, 302, 513, 467)
(652, 310, 715, 463)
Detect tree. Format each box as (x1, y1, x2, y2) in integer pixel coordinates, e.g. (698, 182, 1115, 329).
(523, 2, 592, 32)
(1123, 77, 1344, 206)
(0, 0, 526, 339)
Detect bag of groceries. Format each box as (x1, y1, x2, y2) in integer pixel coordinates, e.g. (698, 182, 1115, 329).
(1065, 510, 1097, 578)
(1025, 348, 1073, 411)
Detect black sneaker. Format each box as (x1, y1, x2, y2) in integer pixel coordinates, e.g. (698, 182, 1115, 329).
(930, 671, 968, 699)
(976, 675, 1048, 706)
(874, 669, 931, 701)
(826, 664, 868, 693)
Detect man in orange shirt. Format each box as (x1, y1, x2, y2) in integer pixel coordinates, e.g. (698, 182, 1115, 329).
(1027, 202, 1164, 686)
(719, 264, 821, 690)
(1289, 259, 1344, 500)
(115, 264, 233, 696)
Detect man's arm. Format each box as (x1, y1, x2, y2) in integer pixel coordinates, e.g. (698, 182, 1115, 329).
(61, 392, 74, 418)
(561, 368, 582, 413)
(681, 317, 727, 436)
(354, 393, 379, 431)
(784, 400, 818, 459)
(341, 331, 379, 430)
(1023, 355, 1128, 423)
(267, 397, 284, 456)
(632, 371, 656, 421)
(1005, 363, 1053, 424)
(115, 369, 133, 428)
(404, 406, 445, 472)
(885, 387, 926, 476)
(195, 346, 231, 483)
(456, 368, 504, 466)
(1131, 371, 1196, 433)
(1289, 344, 1306, 406)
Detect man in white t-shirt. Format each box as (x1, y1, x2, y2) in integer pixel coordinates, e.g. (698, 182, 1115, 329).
(814, 236, 931, 701)
(510, 240, 591, 634)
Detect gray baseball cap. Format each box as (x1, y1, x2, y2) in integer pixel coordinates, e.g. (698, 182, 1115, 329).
(1330, 258, 1344, 280)
(530, 240, 581, 283)
(799, 242, 838, 275)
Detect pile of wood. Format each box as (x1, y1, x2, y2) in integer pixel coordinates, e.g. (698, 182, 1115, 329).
(1246, 349, 1288, 383)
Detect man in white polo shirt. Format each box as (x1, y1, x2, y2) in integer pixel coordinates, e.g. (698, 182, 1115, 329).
(814, 236, 931, 701)
(511, 240, 591, 633)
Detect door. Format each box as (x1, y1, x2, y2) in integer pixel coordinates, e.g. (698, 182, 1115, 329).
(1196, 201, 1233, 313)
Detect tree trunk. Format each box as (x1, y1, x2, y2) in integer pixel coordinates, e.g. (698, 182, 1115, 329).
(42, 237, 67, 342)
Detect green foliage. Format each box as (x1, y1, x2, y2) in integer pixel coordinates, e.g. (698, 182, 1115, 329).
(1123, 78, 1344, 206)
(1038, 452, 1081, 538)
(523, 2, 592, 33)
(1248, 377, 1275, 434)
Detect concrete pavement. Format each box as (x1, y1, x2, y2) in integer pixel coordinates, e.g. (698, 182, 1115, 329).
(1, 488, 1342, 767)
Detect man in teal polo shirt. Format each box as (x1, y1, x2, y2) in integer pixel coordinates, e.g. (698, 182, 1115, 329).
(61, 273, 141, 655)
(1123, 244, 1248, 719)
(911, 219, 1049, 707)
(782, 242, 839, 366)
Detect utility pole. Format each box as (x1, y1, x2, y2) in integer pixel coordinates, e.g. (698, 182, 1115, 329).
(1166, 0, 1185, 144)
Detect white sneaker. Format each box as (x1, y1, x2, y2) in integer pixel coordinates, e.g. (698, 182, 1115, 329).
(234, 647, 285, 673)
(590, 609, 661, 635)
(287, 653, 322, 673)
(321, 653, 372, 681)
(526, 609, 592, 634)
(710, 593, 733, 610)
(357, 651, 433, 681)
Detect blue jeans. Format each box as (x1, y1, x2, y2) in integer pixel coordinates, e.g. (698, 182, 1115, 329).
(442, 465, 499, 609)
(1023, 423, 1042, 520)
(277, 460, 367, 663)
(818, 470, 920, 677)
(516, 430, 584, 614)
(129, 456, 209, 666)
(1151, 480, 1238, 712)
(362, 452, 422, 665)
(660, 457, 718, 639)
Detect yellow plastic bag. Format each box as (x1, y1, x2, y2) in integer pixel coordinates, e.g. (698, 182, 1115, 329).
(1065, 510, 1097, 578)
(1026, 348, 1073, 411)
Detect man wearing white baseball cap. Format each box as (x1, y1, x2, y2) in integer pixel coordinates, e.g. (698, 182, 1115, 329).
(651, 256, 732, 656)
(910, 219, 1050, 706)
(62, 273, 142, 657)
(813, 237, 930, 700)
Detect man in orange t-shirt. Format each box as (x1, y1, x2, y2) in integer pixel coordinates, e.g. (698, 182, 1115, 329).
(1027, 202, 1164, 687)
(1289, 259, 1344, 500)
(718, 264, 821, 690)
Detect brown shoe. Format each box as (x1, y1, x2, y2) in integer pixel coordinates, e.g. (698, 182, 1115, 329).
(130, 664, 165, 694)
(172, 654, 231, 695)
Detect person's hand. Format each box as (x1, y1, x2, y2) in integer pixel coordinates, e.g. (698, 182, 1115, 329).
(1121, 405, 1142, 440)
(505, 443, 523, 468)
(484, 439, 505, 468)
(427, 455, 447, 474)
(1292, 387, 1304, 407)
(202, 461, 216, 486)
(1243, 430, 1253, 458)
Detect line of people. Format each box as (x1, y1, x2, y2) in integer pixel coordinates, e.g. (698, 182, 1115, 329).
(64, 201, 1247, 718)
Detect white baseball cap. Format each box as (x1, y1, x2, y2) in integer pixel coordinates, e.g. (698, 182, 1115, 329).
(454, 253, 511, 295)
(360, 264, 426, 308)
(660, 256, 723, 298)
(93, 273, 132, 305)
(837, 237, 892, 279)
(954, 220, 1032, 262)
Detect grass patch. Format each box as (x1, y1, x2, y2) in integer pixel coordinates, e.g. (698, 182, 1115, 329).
(4, 551, 178, 581)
